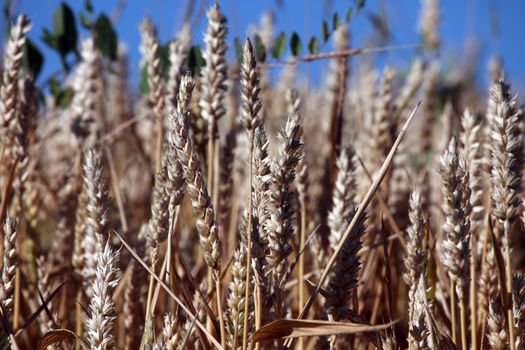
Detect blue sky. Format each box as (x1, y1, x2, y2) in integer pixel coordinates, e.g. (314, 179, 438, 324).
(9, 0, 525, 92)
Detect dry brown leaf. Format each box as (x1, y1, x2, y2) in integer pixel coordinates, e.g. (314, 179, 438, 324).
(252, 318, 397, 343)
(37, 329, 87, 350)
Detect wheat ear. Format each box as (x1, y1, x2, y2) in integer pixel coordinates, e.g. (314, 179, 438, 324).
(0, 218, 17, 318)
(487, 299, 508, 350)
(81, 148, 110, 298)
(438, 138, 471, 349)
(70, 38, 102, 144)
(86, 242, 120, 350)
(489, 79, 522, 350)
(0, 14, 31, 169)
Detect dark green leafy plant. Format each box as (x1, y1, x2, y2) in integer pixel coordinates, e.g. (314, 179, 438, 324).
(22, 39, 44, 80)
(93, 14, 118, 61)
(272, 32, 286, 59)
(290, 32, 302, 57)
(42, 2, 78, 71)
(308, 37, 319, 55)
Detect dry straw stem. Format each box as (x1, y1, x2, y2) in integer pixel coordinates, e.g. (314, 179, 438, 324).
(115, 231, 224, 350)
(295, 101, 420, 326)
(266, 44, 421, 66)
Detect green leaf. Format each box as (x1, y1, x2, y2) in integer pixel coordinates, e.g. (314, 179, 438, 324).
(322, 20, 330, 42)
(52, 2, 78, 56)
(49, 77, 61, 98)
(234, 37, 243, 64)
(3, 0, 12, 33)
(307, 36, 319, 55)
(186, 45, 205, 75)
(93, 14, 117, 61)
(254, 34, 266, 63)
(79, 12, 92, 29)
(271, 32, 286, 59)
(355, 0, 366, 11)
(345, 7, 353, 22)
(41, 28, 58, 50)
(333, 13, 340, 30)
(57, 87, 74, 108)
(158, 42, 170, 78)
(290, 32, 302, 57)
(140, 65, 149, 94)
(22, 39, 44, 79)
(84, 0, 94, 13)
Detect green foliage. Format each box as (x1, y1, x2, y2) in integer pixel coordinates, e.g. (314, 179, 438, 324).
(51, 3, 78, 56)
(234, 37, 243, 64)
(253, 34, 266, 63)
(22, 39, 44, 80)
(333, 13, 340, 31)
(84, 0, 94, 14)
(186, 45, 205, 75)
(322, 20, 330, 42)
(290, 32, 302, 57)
(41, 2, 78, 72)
(93, 14, 117, 61)
(308, 37, 319, 55)
(272, 32, 286, 59)
(49, 76, 74, 108)
(139, 41, 171, 93)
(345, 7, 353, 22)
(79, 12, 93, 29)
(139, 66, 149, 94)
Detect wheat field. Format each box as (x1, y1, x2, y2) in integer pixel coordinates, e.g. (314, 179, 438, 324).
(0, 0, 523, 349)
